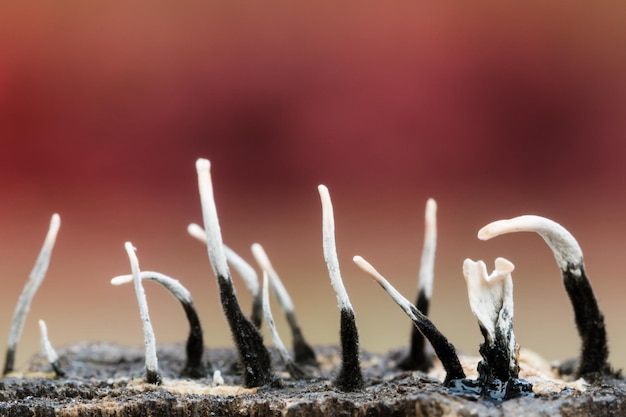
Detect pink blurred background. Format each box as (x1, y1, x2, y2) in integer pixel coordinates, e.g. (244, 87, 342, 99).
(2, 3, 626, 372)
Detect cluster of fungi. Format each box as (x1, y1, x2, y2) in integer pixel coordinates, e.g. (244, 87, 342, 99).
(1, 158, 619, 408)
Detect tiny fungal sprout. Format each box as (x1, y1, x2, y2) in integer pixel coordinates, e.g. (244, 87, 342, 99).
(124, 242, 161, 385)
(352, 255, 465, 386)
(195, 159, 274, 388)
(463, 258, 520, 387)
(4, 213, 61, 375)
(251, 243, 317, 366)
(111, 271, 208, 378)
(38, 320, 65, 377)
(399, 198, 437, 372)
(318, 184, 364, 392)
(261, 271, 307, 379)
(478, 215, 611, 380)
(188, 223, 263, 328)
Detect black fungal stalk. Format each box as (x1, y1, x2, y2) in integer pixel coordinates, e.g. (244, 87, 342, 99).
(196, 159, 275, 388)
(353, 256, 465, 386)
(478, 215, 612, 380)
(252, 243, 318, 366)
(318, 185, 364, 392)
(399, 198, 437, 372)
(4, 214, 60, 376)
(111, 271, 209, 378)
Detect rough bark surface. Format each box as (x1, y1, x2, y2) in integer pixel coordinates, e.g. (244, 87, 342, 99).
(1, 343, 625, 417)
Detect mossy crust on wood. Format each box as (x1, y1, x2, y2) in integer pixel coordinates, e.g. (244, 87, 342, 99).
(1, 343, 625, 417)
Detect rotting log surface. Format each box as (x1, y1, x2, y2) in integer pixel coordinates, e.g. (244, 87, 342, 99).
(1, 343, 625, 417)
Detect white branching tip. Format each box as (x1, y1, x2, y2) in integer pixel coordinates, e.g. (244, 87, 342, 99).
(38, 320, 63, 376)
(111, 271, 192, 304)
(196, 158, 230, 280)
(318, 185, 352, 311)
(418, 198, 437, 299)
(463, 258, 514, 344)
(188, 223, 260, 296)
(124, 242, 160, 384)
(262, 271, 305, 379)
(4, 213, 61, 375)
(478, 215, 583, 276)
(252, 243, 295, 313)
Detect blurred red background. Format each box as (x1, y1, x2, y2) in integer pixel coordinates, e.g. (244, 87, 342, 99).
(1, 3, 626, 373)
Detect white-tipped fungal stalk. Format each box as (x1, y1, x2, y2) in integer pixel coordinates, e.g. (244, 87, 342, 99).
(195, 158, 274, 388)
(111, 271, 207, 378)
(38, 320, 64, 377)
(4, 213, 61, 375)
(188, 223, 263, 328)
(124, 242, 160, 384)
(352, 255, 465, 385)
(463, 258, 518, 382)
(261, 271, 305, 379)
(318, 184, 363, 391)
(400, 198, 437, 371)
(252, 243, 317, 365)
(478, 215, 611, 379)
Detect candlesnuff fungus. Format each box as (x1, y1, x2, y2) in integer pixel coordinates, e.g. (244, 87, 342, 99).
(4, 213, 61, 376)
(318, 184, 364, 392)
(261, 271, 307, 379)
(463, 258, 521, 390)
(124, 242, 161, 385)
(195, 158, 274, 388)
(478, 215, 612, 379)
(38, 320, 65, 377)
(352, 255, 466, 386)
(251, 243, 318, 366)
(111, 271, 208, 378)
(399, 198, 437, 372)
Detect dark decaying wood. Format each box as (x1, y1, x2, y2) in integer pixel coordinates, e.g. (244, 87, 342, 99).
(1, 342, 625, 417)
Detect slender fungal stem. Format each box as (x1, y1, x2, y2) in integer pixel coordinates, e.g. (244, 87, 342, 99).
(353, 255, 465, 385)
(111, 271, 208, 378)
(124, 242, 161, 385)
(318, 184, 363, 392)
(38, 320, 65, 377)
(195, 159, 274, 388)
(4, 213, 61, 375)
(261, 271, 306, 379)
(400, 198, 437, 371)
(478, 215, 611, 379)
(252, 243, 317, 366)
(188, 223, 263, 329)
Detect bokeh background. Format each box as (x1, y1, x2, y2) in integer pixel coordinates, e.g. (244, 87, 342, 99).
(1, 3, 626, 374)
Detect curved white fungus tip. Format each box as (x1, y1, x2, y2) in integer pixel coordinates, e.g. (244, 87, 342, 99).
(38, 320, 58, 364)
(224, 246, 260, 297)
(477, 215, 583, 275)
(187, 223, 207, 243)
(418, 198, 437, 299)
(318, 184, 352, 311)
(352, 255, 418, 322)
(196, 158, 230, 280)
(110, 272, 192, 304)
(212, 370, 224, 386)
(252, 243, 294, 313)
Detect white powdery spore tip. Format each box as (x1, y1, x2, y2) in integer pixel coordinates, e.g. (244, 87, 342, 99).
(38, 320, 59, 364)
(252, 243, 295, 313)
(418, 198, 437, 299)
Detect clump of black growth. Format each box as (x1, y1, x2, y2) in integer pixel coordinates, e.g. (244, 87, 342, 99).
(335, 308, 364, 391)
(217, 275, 276, 388)
(180, 301, 209, 378)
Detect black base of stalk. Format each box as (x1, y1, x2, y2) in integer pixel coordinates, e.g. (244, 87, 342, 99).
(217, 275, 276, 388)
(562, 265, 612, 380)
(250, 295, 263, 329)
(180, 301, 210, 378)
(146, 369, 162, 385)
(3, 349, 16, 375)
(398, 290, 432, 371)
(334, 308, 364, 392)
(286, 312, 318, 366)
